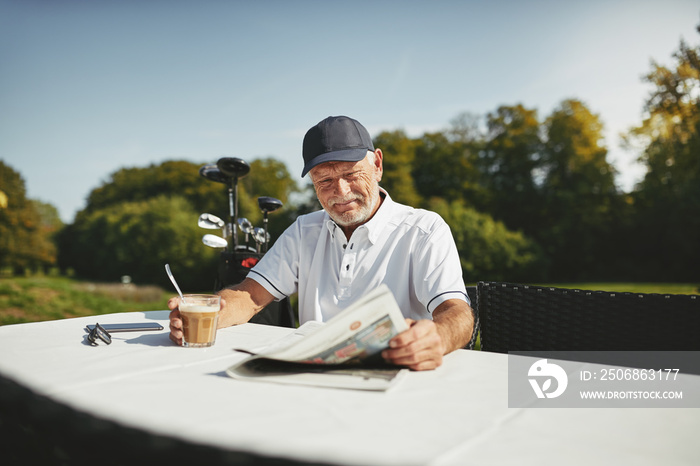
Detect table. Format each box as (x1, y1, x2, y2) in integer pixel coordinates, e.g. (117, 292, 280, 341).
(0, 311, 698, 465)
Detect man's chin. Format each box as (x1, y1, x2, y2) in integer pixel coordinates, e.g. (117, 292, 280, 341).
(332, 205, 357, 216)
(330, 210, 367, 228)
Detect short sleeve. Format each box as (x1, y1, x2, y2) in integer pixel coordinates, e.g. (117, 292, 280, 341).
(411, 214, 469, 313)
(247, 220, 301, 300)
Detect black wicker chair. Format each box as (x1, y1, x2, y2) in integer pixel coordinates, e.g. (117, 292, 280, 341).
(464, 285, 479, 349)
(477, 281, 700, 353)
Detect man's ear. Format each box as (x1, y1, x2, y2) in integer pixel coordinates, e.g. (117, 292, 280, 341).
(374, 149, 384, 181)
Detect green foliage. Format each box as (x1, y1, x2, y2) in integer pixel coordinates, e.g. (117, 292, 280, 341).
(537, 99, 621, 279)
(373, 130, 423, 207)
(427, 198, 545, 282)
(241, 158, 296, 206)
(59, 195, 218, 291)
(84, 160, 228, 219)
(81, 158, 300, 240)
(542, 99, 617, 196)
(0, 161, 61, 273)
(371, 99, 626, 282)
(59, 157, 302, 289)
(623, 33, 700, 281)
(239, 157, 300, 231)
(412, 131, 482, 204)
(480, 104, 543, 234)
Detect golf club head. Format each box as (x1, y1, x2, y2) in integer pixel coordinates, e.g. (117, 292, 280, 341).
(198, 213, 225, 230)
(257, 196, 283, 214)
(216, 157, 250, 179)
(202, 234, 228, 249)
(252, 227, 268, 244)
(237, 217, 253, 234)
(199, 164, 229, 184)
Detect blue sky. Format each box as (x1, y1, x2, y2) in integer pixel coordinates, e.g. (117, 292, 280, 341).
(1, 0, 698, 222)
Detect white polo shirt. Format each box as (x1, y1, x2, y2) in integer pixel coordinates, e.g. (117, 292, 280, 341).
(248, 189, 469, 324)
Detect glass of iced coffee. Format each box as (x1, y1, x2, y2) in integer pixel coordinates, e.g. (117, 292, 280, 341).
(180, 294, 221, 347)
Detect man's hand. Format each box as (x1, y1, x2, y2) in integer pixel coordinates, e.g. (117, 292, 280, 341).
(168, 278, 274, 345)
(167, 296, 185, 346)
(168, 296, 228, 346)
(382, 319, 446, 371)
(382, 298, 474, 371)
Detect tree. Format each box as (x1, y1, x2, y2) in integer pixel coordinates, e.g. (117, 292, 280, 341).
(625, 27, 700, 280)
(61, 158, 300, 286)
(239, 157, 300, 236)
(241, 158, 296, 206)
(373, 130, 423, 207)
(0, 161, 60, 273)
(412, 130, 481, 206)
(539, 99, 620, 279)
(427, 198, 545, 282)
(84, 160, 227, 219)
(480, 104, 543, 235)
(59, 195, 218, 290)
(83, 158, 299, 237)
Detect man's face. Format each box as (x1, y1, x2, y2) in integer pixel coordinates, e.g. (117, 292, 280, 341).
(309, 151, 383, 229)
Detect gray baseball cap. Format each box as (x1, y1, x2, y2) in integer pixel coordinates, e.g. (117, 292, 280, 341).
(301, 116, 374, 177)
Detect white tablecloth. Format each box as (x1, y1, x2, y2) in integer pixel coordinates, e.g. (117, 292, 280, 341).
(0, 311, 698, 465)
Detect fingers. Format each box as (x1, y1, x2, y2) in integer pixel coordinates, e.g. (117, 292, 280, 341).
(382, 320, 445, 371)
(168, 297, 183, 346)
(167, 296, 181, 311)
(169, 329, 183, 346)
(390, 320, 442, 352)
(385, 346, 443, 370)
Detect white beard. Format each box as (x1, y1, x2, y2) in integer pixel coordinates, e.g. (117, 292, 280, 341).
(327, 187, 380, 228)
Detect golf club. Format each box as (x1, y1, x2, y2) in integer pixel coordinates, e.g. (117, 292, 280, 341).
(198, 164, 229, 184)
(237, 217, 253, 245)
(195, 157, 294, 327)
(216, 157, 250, 251)
(257, 196, 283, 252)
(252, 227, 268, 254)
(198, 213, 225, 230)
(202, 234, 228, 249)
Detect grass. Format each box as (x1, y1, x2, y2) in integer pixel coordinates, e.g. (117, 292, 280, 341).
(466, 282, 700, 295)
(0, 276, 172, 326)
(2, 277, 698, 327)
(538, 283, 700, 294)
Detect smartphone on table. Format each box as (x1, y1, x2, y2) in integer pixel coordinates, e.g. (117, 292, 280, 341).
(85, 322, 164, 333)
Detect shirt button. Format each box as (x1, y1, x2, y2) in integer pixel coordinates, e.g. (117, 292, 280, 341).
(342, 244, 347, 249)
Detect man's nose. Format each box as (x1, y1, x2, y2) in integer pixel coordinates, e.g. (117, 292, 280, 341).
(333, 178, 352, 196)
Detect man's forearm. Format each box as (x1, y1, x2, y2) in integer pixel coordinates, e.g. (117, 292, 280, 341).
(433, 299, 475, 353)
(217, 278, 275, 328)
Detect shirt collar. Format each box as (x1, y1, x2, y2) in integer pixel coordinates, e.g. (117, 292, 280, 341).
(364, 188, 395, 244)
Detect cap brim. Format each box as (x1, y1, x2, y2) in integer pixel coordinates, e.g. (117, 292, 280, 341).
(301, 148, 370, 177)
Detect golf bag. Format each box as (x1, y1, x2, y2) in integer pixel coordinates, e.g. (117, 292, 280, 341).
(214, 251, 295, 327)
(198, 157, 294, 328)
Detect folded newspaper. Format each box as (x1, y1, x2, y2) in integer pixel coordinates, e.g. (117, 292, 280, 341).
(226, 285, 409, 391)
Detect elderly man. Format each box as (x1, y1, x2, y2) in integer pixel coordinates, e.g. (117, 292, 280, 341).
(169, 116, 474, 370)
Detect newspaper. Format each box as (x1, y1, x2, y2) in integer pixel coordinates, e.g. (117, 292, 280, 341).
(226, 285, 409, 391)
